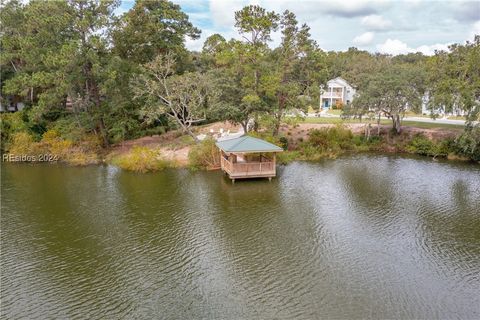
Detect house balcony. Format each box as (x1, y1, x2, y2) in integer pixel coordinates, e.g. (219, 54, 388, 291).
(321, 92, 343, 99)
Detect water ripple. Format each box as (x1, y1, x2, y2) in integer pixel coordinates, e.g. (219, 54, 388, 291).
(1, 157, 480, 319)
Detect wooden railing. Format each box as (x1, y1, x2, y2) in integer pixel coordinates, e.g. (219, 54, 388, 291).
(221, 157, 275, 176)
(221, 156, 233, 173)
(321, 92, 342, 98)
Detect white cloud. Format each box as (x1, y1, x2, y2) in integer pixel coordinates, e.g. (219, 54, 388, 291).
(240, 0, 390, 19)
(185, 35, 205, 52)
(353, 32, 375, 46)
(361, 14, 392, 31)
(415, 43, 450, 55)
(191, 0, 470, 54)
(209, 0, 247, 28)
(376, 38, 451, 55)
(377, 39, 411, 55)
(404, 0, 422, 8)
(320, 0, 390, 18)
(469, 20, 480, 40)
(188, 12, 211, 22)
(453, 1, 480, 22)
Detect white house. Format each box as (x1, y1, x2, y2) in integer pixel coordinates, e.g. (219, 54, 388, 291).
(0, 96, 25, 112)
(320, 77, 356, 109)
(421, 92, 467, 117)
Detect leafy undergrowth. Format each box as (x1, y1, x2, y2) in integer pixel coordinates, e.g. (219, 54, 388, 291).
(297, 125, 381, 160)
(188, 138, 221, 170)
(6, 130, 100, 165)
(274, 125, 476, 163)
(109, 146, 175, 173)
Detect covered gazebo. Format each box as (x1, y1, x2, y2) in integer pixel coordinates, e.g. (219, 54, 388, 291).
(216, 136, 283, 182)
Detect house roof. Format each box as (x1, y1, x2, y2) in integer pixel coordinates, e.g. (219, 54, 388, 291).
(216, 136, 283, 153)
(326, 77, 355, 88)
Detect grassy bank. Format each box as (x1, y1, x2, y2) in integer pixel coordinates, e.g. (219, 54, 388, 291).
(108, 146, 178, 173)
(255, 124, 477, 164)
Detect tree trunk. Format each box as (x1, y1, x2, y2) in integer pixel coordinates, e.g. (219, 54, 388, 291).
(178, 122, 199, 143)
(187, 128, 199, 143)
(392, 114, 401, 134)
(272, 119, 281, 136)
(377, 113, 381, 135)
(253, 114, 259, 132)
(241, 121, 248, 134)
(273, 94, 286, 137)
(91, 76, 109, 147)
(98, 117, 109, 147)
(365, 123, 371, 141)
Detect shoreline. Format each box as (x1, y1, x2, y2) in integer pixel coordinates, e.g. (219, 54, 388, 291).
(1, 150, 476, 171)
(2, 121, 477, 171)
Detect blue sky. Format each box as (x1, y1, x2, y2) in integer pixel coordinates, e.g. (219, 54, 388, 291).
(117, 0, 480, 55)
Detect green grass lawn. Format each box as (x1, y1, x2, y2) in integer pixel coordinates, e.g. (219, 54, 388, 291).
(447, 115, 466, 120)
(303, 117, 464, 129)
(404, 112, 431, 118)
(401, 121, 464, 129)
(327, 109, 343, 115)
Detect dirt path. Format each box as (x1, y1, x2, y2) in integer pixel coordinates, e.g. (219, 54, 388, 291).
(108, 122, 241, 164)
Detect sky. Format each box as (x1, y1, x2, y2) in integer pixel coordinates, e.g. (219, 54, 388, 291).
(116, 0, 480, 55)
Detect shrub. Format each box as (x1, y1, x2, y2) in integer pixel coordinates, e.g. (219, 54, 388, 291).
(6, 129, 101, 165)
(453, 126, 480, 162)
(41, 130, 73, 159)
(1, 112, 30, 153)
(300, 143, 322, 159)
(436, 139, 455, 158)
(8, 132, 39, 156)
(179, 135, 195, 147)
(283, 114, 304, 127)
(405, 134, 455, 158)
(307, 125, 354, 152)
(111, 146, 169, 173)
(62, 135, 100, 165)
(406, 134, 436, 156)
(188, 138, 220, 170)
(276, 151, 301, 164)
(279, 136, 289, 150)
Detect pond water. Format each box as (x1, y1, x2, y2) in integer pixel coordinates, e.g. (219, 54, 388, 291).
(1, 155, 479, 319)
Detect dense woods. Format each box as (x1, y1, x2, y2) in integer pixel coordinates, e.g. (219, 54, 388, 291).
(1, 0, 479, 161)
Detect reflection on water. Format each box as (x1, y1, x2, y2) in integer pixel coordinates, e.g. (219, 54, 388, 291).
(1, 155, 480, 319)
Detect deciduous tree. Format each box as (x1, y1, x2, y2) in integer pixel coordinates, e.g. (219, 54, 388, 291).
(132, 54, 215, 142)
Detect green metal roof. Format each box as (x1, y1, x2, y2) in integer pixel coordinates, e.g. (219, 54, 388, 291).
(216, 136, 283, 153)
